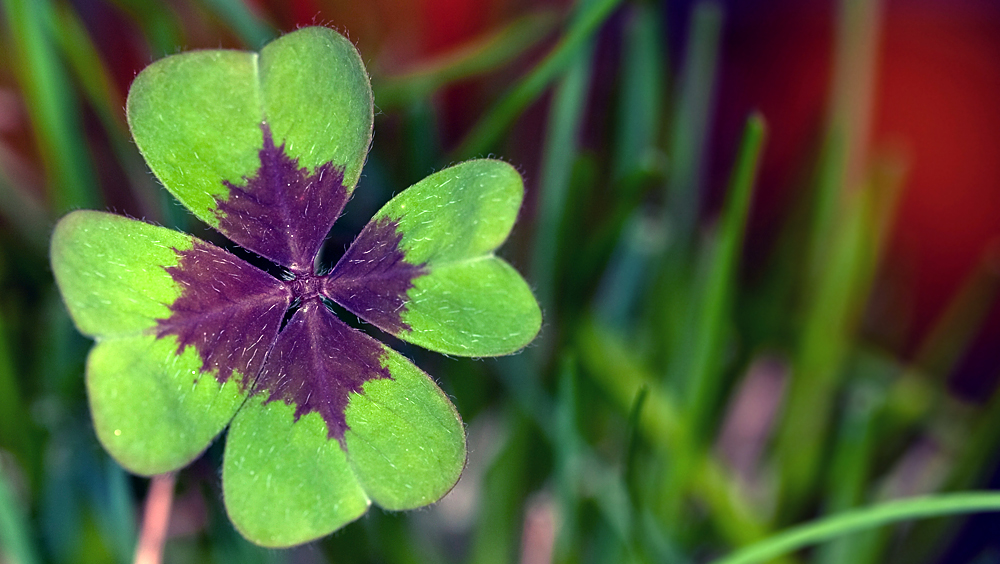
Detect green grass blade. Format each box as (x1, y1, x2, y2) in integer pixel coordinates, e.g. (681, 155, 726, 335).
(0, 156, 49, 250)
(772, 165, 901, 525)
(0, 309, 20, 457)
(375, 11, 558, 110)
(623, 385, 649, 487)
(655, 115, 764, 534)
(577, 319, 769, 547)
(531, 39, 594, 317)
(453, 0, 624, 159)
(578, 319, 683, 449)
(553, 355, 584, 559)
(468, 413, 532, 564)
(892, 379, 1000, 562)
(51, 5, 124, 131)
(401, 100, 441, 181)
(684, 113, 765, 438)
(815, 369, 886, 564)
(107, 0, 183, 56)
(592, 211, 666, 329)
(0, 304, 39, 484)
(664, 1, 722, 241)
(803, 0, 883, 277)
(612, 3, 664, 182)
(52, 5, 166, 223)
(494, 354, 555, 439)
(913, 247, 1000, 381)
(2, 0, 101, 212)
(589, 3, 667, 329)
(0, 463, 41, 564)
(102, 462, 137, 564)
(710, 492, 1000, 564)
(773, 188, 874, 520)
(948, 385, 1000, 491)
(773, 0, 886, 518)
(554, 356, 658, 561)
(197, 0, 275, 49)
(648, 0, 723, 395)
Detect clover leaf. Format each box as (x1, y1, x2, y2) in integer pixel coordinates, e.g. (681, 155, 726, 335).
(49, 26, 541, 547)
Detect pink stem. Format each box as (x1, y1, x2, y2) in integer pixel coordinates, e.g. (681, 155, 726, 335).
(133, 473, 176, 564)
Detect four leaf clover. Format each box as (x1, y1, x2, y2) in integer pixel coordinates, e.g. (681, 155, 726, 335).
(50, 26, 540, 546)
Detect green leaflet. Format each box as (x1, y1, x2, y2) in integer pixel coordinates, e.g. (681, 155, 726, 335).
(127, 27, 373, 228)
(127, 49, 261, 227)
(51, 210, 188, 338)
(51, 211, 250, 474)
(259, 27, 373, 183)
(224, 344, 465, 546)
(405, 258, 540, 356)
(376, 159, 542, 356)
(223, 403, 370, 548)
(386, 160, 522, 264)
(344, 347, 466, 510)
(88, 335, 246, 475)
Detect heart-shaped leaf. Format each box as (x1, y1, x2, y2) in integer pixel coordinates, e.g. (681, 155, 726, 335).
(223, 399, 370, 548)
(127, 27, 373, 271)
(51, 211, 290, 474)
(343, 346, 466, 510)
(223, 299, 464, 545)
(325, 159, 541, 356)
(86, 335, 247, 475)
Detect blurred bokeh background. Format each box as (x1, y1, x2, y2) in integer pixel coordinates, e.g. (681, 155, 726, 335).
(2, 0, 1000, 562)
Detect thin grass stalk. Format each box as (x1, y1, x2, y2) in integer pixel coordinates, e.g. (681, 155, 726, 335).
(1, 0, 101, 212)
(663, 1, 722, 243)
(711, 492, 1000, 564)
(531, 36, 594, 323)
(0, 460, 40, 564)
(773, 0, 885, 521)
(453, 0, 623, 159)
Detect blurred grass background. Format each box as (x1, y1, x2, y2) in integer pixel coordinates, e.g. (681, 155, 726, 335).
(2, 0, 1000, 562)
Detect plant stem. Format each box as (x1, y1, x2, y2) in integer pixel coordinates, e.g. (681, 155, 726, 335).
(134, 473, 176, 564)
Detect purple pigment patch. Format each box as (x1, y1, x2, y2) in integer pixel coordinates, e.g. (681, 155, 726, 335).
(216, 124, 348, 272)
(154, 136, 430, 440)
(324, 216, 427, 335)
(155, 241, 291, 388)
(253, 298, 391, 441)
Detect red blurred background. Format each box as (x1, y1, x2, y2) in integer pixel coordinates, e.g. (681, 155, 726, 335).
(7, 0, 1000, 390)
(8, 0, 1000, 393)
(251, 0, 1000, 398)
(710, 0, 1000, 397)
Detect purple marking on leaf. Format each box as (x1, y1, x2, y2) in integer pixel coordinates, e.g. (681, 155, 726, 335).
(253, 298, 391, 441)
(155, 241, 291, 388)
(216, 123, 348, 272)
(324, 216, 427, 335)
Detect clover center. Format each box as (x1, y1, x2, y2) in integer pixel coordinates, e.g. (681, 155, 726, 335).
(289, 271, 325, 301)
